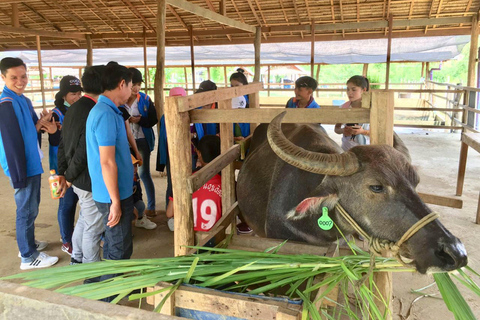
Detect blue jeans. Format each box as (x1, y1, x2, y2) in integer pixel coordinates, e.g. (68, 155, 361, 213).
(136, 138, 156, 210)
(14, 174, 41, 263)
(57, 186, 78, 244)
(95, 196, 134, 261)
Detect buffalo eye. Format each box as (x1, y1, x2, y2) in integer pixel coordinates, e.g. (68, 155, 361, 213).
(369, 185, 385, 193)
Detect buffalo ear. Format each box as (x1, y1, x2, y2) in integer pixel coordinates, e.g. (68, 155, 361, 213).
(393, 132, 411, 163)
(286, 194, 339, 220)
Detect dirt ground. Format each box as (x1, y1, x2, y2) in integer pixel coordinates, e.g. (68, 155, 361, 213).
(0, 127, 479, 320)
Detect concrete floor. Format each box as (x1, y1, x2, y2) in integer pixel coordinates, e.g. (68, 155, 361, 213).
(0, 127, 479, 320)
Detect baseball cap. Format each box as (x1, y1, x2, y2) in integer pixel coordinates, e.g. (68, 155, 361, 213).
(195, 80, 217, 93)
(129, 67, 144, 84)
(169, 87, 187, 97)
(59, 75, 83, 95)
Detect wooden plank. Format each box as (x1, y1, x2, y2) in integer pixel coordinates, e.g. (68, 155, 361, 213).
(143, 26, 149, 94)
(11, 4, 19, 28)
(249, 91, 260, 132)
(166, 0, 255, 33)
(190, 108, 371, 124)
(229, 235, 330, 256)
(219, 99, 236, 219)
(463, 132, 480, 153)
(370, 91, 394, 146)
(151, 282, 302, 319)
(374, 269, 393, 320)
(187, 144, 240, 194)
(189, 25, 196, 92)
(310, 21, 315, 77)
(314, 244, 339, 310)
(165, 94, 194, 257)
(418, 192, 463, 209)
(0, 25, 85, 39)
(178, 82, 263, 112)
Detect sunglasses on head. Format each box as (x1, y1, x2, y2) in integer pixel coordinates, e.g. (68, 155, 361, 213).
(296, 82, 310, 89)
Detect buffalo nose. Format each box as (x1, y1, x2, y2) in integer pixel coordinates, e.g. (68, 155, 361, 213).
(435, 238, 468, 271)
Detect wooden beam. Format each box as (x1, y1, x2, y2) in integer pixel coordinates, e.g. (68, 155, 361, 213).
(0, 25, 85, 39)
(363, 63, 369, 77)
(467, 13, 479, 87)
(187, 144, 240, 194)
(418, 192, 463, 209)
(369, 91, 394, 146)
(219, 0, 226, 16)
(219, 99, 236, 219)
(176, 82, 263, 112)
(11, 3, 19, 28)
(86, 35, 93, 67)
(155, 0, 166, 119)
(385, 14, 393, 89)
(166, 0, 255, 33)
(121, 0, 156, 31)
(190, 107, 370, 124)
(254, 27, 261, 82)
(36, 36, 46, 111)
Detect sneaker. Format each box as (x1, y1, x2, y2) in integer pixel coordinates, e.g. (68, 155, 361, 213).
(62, 242, 73, 256)
(236, 222, 253, 234)
(18, 240, 48, 258)
(135, 217, 157, 230)
(20, 252, 59, 270)
(70, 257, 82, 265)
(167, 218, 174, 232)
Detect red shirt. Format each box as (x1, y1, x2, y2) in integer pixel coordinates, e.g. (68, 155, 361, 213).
(170, 174, 222, 232)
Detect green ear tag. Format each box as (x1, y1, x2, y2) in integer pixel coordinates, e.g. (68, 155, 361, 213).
(318, 207, 333, 231)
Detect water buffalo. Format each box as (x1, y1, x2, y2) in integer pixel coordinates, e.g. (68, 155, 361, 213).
(237, 112, 467, 273)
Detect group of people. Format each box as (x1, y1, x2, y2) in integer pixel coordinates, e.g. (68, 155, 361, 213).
(0, 56, 369, 273)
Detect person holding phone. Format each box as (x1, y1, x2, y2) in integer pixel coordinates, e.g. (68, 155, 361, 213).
(334, 75, 370, 151)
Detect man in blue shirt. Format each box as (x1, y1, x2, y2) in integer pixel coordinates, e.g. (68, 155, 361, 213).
(86, 61, 134, 264)
(285, 76, 320, 109)
(0, 57, 59, 269)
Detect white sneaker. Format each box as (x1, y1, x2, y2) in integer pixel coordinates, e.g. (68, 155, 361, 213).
(20, 252, 59, 270)
(18, 240, 48, 258)
(167, 218, 174, 232)
(135, 216, 157, 230)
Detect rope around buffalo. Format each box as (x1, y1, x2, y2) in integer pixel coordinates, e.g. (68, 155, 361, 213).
(335, 203, 439, 268)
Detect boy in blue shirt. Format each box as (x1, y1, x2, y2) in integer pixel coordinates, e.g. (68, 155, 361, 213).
(285, 76, 320, 109)
(0, 57, 59, 269)
(86, 61, 134, 264)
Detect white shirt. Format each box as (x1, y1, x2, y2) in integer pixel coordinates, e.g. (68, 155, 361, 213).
(124, 99, 145, 140)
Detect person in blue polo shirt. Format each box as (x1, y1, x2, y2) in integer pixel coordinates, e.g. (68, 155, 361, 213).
(86, 61, 134, 267)
(285, 76, 320, 109)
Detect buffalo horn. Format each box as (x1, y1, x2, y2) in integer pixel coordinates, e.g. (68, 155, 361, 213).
(267, 112, 360, 176)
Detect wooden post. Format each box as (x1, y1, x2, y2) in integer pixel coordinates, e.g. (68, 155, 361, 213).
(385, 14, 393, 90)
(218, 100, 236, 218)
(310, 22, 315, 78)
(224, 66, 228, 88)
(184, 66, 188, 93)
(165, 97, 194, 256)
(456, 141, 468, 196)
(11, 4, 19, 28)
(155, 0, 166, 119)
(143, 26, 149, 94)
(86, 34, 93, 67)
(315, 64, 321, 97)
(369, 90, 394, 146)
(36, 36, 46, 111)
(362, 63, 369, 77)
(267, 65, 271, 97)
(467, 13, 479, 87)
(254, 27, 261, 82)
(219, 0, 226, 15)
(369, 90, 394, 319)
(189, 25, 196, 91)
(207, 66, 211, 80)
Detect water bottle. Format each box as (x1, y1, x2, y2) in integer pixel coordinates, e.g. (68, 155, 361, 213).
(49, 170, 61, 199)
